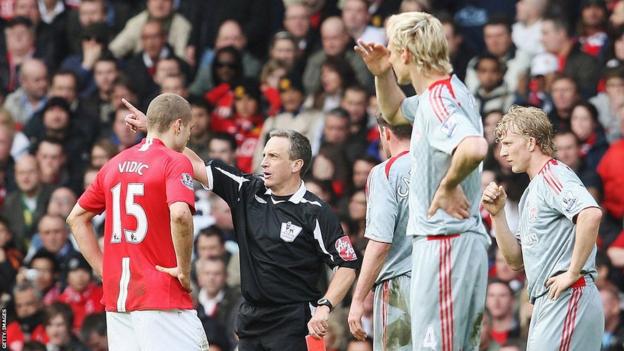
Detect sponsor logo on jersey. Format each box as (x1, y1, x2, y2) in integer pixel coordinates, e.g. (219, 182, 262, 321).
(118, 161, 149, 175)
(280, 221, 302, 242)
(335, 236, 357, 261)
(441, 115, 457, 137)
(181, 173, 194, 189)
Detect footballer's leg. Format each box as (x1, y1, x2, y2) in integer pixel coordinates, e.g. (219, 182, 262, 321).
(132, 309, 209, 351)
(106, 312, 140, 351)
(373, 275, 411, 351)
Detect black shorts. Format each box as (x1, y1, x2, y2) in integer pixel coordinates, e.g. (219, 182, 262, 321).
(236, 301, 312, 351)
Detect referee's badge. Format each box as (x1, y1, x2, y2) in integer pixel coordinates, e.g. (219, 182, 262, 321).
(280, 221, 302, 242)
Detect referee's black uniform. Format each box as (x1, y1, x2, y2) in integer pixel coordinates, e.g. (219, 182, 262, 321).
(204, 159, 361, 350)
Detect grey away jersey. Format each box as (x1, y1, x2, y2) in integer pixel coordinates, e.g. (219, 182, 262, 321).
(400, 75, 488, 239)
(364, 151, 412, 284)
(517, 159, 599, 302)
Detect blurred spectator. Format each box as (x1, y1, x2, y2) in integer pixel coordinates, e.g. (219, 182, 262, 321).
(0, 216, 23, 294)
(123, 19, 190, 105)
(189, 20, 262, 97)
(282, 2, 320, 65)
(28, 214, 77, 268)
(259, 59, 288, 116)
(548, 74, 581, 131)
(541, 16, 600, 97)
(12, 0, 62, 68)
(160, 74, 188, 97)
(34, 138, 67, 188)
(303, 16, 372, 95)
(43, 302, 89, 351)
(598, 138, 624, 222)
(590, 68, 624, 143)
(600, 285, 624, 350)
(492, 249, 524, 294)
(203, 46, 244, 122)
(3, 58, 48, 127)
(37, 0, 68, 27)
(553, 130, 603, 200)
(0, 122, 18, 198)
(484, 110, 504, 145)
(253, 73, 324, 171)
(569, 101, 609, 171)
(89, 138, 117, 169)
(347, 189, 366, 247)
(105, 108, 142, 151)
(83, 55, 118, 124)
(46, 187, 76, 219)
(339, 85, 371, 161)
(7, 282, 48, 350)
(351, 156, 377, 193)
(80, 313, 107, 351)
(58, 254, 104, 331)
(2, 154, 53, 248)
(578, 0, 609, 59)
(309, 56, 356, 112)
(110, 76, 138, 112)
(208, 133, 237, 167)
(486, 280, 520, 346)
(612, 1, 624, 28)
(19, 248, 60, 302)
(268, 31, 300, 73)
(479, 309, 502, 351)
(229, 81, 265, 173)
(187, 96, 211, 160)
(473, 54, 515, 116)
(195, 258, 240, 332)
(440, 13, 475, 82)
(64, 0, 107, 56)
(60, 23, 110, 99)
(465, 16, 531, 94)
(1, 17, 37, 94)
(0, 108, 31, 161)
(341, 0, 385, 44)
(108, 0, 191, 59)
(512, 0, 547, 57)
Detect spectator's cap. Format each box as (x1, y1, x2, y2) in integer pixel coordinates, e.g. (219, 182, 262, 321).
(43, 97, 71, 115)
(278, 72, 304, 93)
(233, 79, 262, 103)
(581, 0, 606, 8)
(81, 23, 109, 44)
(530, 53, 558, 77)
(67, 254, 91, 273)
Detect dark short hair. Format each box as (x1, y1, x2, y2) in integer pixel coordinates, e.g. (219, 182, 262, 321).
(197, 225, 225, 245)
(44, 302, 73, 329)
(80, 313, 107, 341)
(268, 129, 312, 176)
(209, 133, 237, 152)
(376, 115, 412, 140)
(476, 53, 504, 73)
(327, 107, 350, 121)
(28, 248, 60, 273)
(6, 16, 33, 30)
(484, 14, 512, 34)
(543, 16, 574, 38)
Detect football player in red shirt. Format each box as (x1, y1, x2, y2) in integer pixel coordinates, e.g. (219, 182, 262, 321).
(67, 94, 209, 351)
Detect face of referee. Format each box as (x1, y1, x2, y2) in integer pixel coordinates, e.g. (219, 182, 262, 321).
(261, 136, 303, 192)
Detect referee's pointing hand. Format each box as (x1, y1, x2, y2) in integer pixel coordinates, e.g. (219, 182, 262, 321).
(308, 305, 330, 339)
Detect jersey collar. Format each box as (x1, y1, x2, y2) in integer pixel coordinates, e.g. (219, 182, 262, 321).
(264, 181, 307, 204)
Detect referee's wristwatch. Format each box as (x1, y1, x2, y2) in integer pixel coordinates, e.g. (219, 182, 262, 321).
(316, 297, 334, 311)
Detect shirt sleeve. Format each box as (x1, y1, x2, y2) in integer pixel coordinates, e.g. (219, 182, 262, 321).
(203, 159, 252, 208)
(78, 167, 106, 214)
(543, 166, 599, 221)
(314, 205, 361, 270)
(364, 165, 397, 244)
(165, 153, 196, 213)
(399, 95, 419, 124)
(426, 96, 481, 155)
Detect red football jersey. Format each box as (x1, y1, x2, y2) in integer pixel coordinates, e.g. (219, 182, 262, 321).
(78, 138, 196, 312)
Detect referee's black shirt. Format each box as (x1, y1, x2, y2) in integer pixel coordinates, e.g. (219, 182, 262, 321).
(204, 159, 361, 305)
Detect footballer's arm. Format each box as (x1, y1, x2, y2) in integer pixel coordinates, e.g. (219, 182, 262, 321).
(67, 205, 103, 276)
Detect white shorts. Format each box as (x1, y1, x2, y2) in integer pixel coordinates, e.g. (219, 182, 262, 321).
(106, 309, 209, 351)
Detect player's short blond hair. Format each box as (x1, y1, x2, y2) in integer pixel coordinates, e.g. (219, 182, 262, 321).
(146, 93, 191, 133)
(495, 105, 556, 157)
(386, 12, 452, 75)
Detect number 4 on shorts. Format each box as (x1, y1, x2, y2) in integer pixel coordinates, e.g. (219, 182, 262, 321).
(423, 325, 437, 349)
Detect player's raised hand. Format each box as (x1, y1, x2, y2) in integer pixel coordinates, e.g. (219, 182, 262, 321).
(122, 98, 148, 133)
(156, 265, 191, 293)
(354, 40, 392, 76)
(347, 300, 367, 341)
(427, 184, 470, 220)
(481, 182, 507, 216)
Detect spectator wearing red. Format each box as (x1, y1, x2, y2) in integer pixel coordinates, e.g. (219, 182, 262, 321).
(58, 254, 104, 332)
(578, 0, 609, 60)
(597, 138, 624, 221)
(7, 282, 49, 350)
(204, 46, 244, 126)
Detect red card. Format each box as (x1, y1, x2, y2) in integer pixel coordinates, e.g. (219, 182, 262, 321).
(305, 335, 326, 351)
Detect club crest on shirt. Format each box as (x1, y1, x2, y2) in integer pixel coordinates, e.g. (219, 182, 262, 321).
(335, 236, 357, 261)
(181, 173, 194, 190)
(280, 221, 302, 242)
(562, 190, 577, 213)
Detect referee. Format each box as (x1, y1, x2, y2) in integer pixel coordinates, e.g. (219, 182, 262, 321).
(124, 101, 360, 350)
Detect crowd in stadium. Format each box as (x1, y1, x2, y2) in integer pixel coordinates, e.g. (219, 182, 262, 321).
(1, 0, 624, 350)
